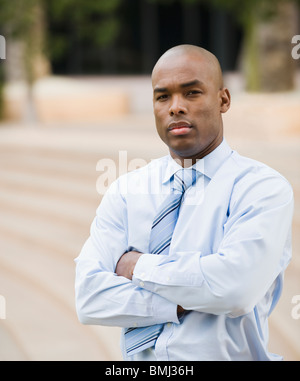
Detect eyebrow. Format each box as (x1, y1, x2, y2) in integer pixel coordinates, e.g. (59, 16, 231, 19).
(154, 79, 203, 94)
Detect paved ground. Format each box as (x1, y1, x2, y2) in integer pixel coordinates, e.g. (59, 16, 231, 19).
(0, 75, 299, 361)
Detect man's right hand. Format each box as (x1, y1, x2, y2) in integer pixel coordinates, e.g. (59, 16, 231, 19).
(115, 250, 143, 280)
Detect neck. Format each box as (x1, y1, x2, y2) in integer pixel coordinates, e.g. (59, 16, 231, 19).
(170, 135, 223, 168)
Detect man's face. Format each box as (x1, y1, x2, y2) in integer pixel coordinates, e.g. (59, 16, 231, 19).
(152, 52, 230, 163)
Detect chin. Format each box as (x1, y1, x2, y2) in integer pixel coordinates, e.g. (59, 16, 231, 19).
(170, 138, 199, 153)
(170, 146, 199, 160)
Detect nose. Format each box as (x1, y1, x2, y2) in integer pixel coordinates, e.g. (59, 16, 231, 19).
(169, 95, 187, 116)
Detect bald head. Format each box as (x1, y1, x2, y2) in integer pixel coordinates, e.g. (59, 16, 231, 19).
(151, 44, 231, 164)
(152, 44, 224, 90)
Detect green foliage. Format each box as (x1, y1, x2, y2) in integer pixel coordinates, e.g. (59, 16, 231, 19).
(207, 0, 293, 25)
(149, 0, 299, 25)
(0, 0, 122, 61)
(0, 0, 40, 36)
(45, 0, 122, 63)
(0, 0, 123, 118)
(48, 0, 121, 43)
(49, 0, 121, 19)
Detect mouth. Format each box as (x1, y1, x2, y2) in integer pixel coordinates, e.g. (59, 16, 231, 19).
(167, 121, 193, 136)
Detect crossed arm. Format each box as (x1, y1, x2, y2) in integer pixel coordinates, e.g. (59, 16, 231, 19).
(115, 250, 185, 316)
(75, 175, 293, 328)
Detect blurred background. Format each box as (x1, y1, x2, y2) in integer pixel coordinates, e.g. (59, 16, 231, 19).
(0, 0, 299, 361)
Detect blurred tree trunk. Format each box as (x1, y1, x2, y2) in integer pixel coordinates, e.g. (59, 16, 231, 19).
(242, 0, 297, 92)
(0, 0, 50, 122)
(23, 1, 50, 123)
(0, 62, 4, 120)
(0, 33, 6, 119)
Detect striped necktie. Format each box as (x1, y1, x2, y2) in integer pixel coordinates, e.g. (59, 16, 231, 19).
(124, 168, 199, 356)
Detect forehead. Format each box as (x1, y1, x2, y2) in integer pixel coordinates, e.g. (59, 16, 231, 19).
(152, 53, 214, 89)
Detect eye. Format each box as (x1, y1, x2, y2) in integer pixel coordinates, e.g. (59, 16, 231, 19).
(186, 90, 202, 96)
(156, 94, 168, 101)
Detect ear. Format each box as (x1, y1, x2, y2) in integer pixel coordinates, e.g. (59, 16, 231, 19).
(219, 88, 231, 113)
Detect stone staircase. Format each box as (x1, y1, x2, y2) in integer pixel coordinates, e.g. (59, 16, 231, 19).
(0, 129, 118, 360)
(0, 115, 169, 360)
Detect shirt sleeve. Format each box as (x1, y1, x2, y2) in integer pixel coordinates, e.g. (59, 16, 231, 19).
(75, 179, 179, 328)
(132, 174, 294, 317)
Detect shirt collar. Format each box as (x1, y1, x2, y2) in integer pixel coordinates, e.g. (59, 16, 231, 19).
(162, 138, 232, 184)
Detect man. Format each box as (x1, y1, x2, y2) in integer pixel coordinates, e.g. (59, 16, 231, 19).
(75, 45, 294, 360)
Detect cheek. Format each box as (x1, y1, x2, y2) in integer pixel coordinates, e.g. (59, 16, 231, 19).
(154, 104, 165, 118)
(154, 107, 166, 130)
(192, 106, 221, 137)
(153, 114, 164, 141)
(194, 103, 219, 124)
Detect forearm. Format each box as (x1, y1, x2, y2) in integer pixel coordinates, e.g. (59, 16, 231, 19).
(132, 251, 209, 312)
(115, 250, 185, 318)
(131, 250, 259, 317)
(75, 239, 179, 327)
(119, 248, 256, 316)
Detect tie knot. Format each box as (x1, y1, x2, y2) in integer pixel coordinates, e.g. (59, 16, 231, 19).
(172, 168, 198, 194)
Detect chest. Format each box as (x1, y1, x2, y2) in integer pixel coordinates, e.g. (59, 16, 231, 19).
(126, 174, 234, 256)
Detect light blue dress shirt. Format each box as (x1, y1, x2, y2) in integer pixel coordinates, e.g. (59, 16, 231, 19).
(75, 139, 294, 361)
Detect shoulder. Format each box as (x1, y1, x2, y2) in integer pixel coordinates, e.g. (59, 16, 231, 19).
(230, 150, 291, 185)
(228, 150, 293, 206)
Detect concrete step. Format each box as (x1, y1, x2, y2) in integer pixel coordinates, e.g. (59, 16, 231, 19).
(269, 264, 300, 360)
(0, 234, 81, 307)
(1, 149, 97, 183)
(0, 262, 121, 360)
(0, 186, 98, 231)
(0, 168, 100, 206)
(0, 321, 29, 360)
(0, 206, 87, 259)
(0, 117, 167, 160)
(0, 192, 121, 360)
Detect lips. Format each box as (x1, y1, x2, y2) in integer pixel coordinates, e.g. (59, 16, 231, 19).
(168, 121, 192, 136)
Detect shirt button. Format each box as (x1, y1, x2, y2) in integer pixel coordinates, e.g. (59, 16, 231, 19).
(139, 281, 144, 287)
(167, 323, 172, 328)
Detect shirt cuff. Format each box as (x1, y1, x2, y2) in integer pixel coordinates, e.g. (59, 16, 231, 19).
(133, 254, 179, 324)
(133, 253, 163, 287)
(133, 251, 204, 288)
